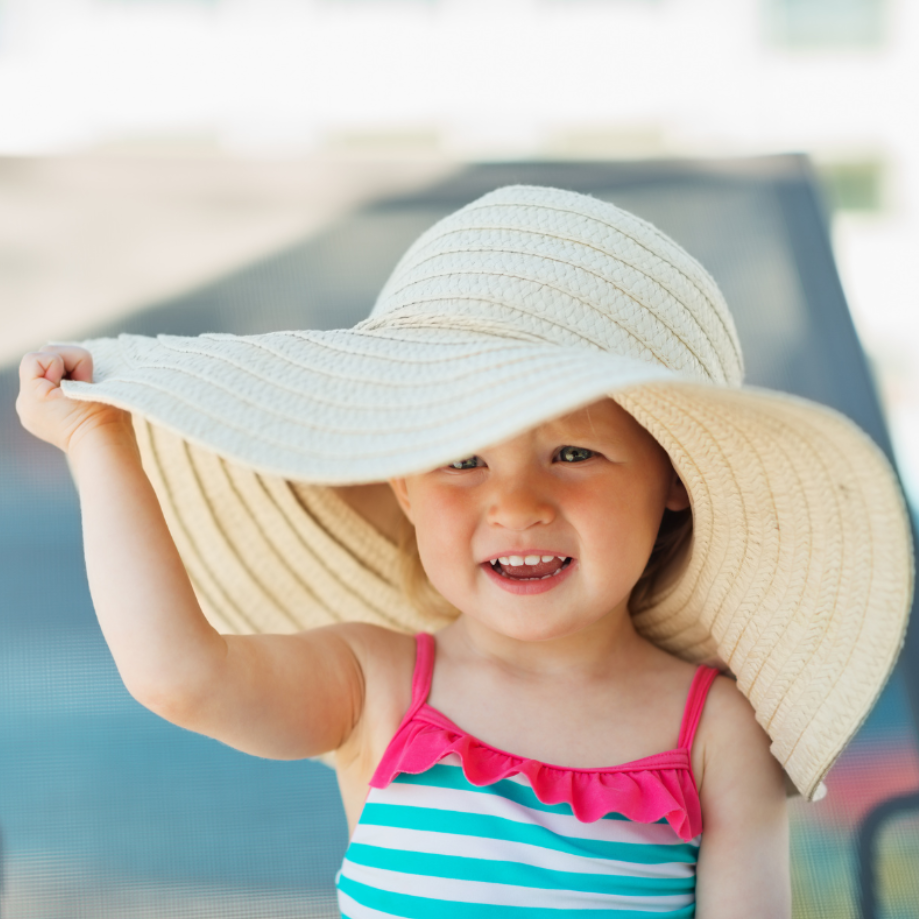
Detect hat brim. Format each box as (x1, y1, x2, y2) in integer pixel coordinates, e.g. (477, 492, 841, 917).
(617, 384, 913, 799)
(62, 328, 679, 483)
(62, 327, 913, 801)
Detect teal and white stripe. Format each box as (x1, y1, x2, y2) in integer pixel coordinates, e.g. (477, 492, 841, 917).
(337, 757, 699, 917)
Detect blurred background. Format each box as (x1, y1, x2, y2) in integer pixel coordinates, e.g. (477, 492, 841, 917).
(1, 1, 918, 917)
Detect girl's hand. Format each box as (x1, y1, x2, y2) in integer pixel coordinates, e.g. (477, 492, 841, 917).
(16, 345, 132, 454)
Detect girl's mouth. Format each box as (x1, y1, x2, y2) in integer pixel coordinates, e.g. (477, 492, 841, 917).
(487, 555, 572, 580)
(482, 554, 576, 595)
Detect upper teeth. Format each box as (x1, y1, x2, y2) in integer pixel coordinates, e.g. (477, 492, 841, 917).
(497, 555, 564, 566)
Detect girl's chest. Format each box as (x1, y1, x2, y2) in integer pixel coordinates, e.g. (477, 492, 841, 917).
(425, 680, 684, 771)
(337, 688, 681, 835)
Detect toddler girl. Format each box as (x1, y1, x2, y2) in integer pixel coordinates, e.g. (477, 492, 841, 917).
(17, 185, 913, 917)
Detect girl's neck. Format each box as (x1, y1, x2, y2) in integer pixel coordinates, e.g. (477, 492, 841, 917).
(442, 604, 651, 680)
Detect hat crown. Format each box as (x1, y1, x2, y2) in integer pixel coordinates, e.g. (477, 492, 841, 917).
(368, 185, 744, 387)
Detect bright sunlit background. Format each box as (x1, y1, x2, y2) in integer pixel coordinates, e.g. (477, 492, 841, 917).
(1, 0, 917, 500)
(1, 1, 918, 917)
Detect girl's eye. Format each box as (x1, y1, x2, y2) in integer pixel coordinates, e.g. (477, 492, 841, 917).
(448, 456, 483, 470)
(557, 446, 594, 463)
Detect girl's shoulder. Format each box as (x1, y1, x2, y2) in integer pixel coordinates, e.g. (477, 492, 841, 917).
(334, 620, 418, 659)
(696, 673, 766, 752)
(692, 673, 786, 813)
(332, 621, 419, 709)
(331, 623, 419, 774)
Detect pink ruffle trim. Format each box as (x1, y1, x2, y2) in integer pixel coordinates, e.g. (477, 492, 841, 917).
(370, 707, 703, 842)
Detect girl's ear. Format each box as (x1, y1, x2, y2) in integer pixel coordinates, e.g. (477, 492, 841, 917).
(389, 477, 414, 523)
(665, 472, 690, 512)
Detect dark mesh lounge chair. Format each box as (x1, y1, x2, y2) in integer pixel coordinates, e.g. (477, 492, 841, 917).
(1, 155, 916, 917)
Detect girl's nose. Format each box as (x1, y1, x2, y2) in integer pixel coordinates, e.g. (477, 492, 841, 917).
(486, 478, 556, 531)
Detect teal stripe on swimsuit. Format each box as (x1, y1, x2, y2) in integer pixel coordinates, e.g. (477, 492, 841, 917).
(359, 803, 700, 864)
(346, 842, 697, 895)
(338, 874, 698, 919)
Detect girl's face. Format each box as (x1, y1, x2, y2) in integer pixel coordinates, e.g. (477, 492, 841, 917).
(390, 398, 689, 644)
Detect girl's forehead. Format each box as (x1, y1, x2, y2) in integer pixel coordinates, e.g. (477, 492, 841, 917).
(489, 398, 658, 450)
(537, 399, 641, 437)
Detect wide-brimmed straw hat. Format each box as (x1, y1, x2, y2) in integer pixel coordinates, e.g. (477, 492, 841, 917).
(62, 184, 913, 801)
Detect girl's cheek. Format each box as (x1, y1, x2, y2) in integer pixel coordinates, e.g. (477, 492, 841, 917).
(414, 512, 466, 583)
(416, 546, 467, 614)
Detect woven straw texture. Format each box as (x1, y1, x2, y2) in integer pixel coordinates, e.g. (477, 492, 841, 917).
(62, 185, 913, 801)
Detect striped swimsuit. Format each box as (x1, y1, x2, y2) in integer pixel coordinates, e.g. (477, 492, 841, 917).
(337, 634, 718, 918)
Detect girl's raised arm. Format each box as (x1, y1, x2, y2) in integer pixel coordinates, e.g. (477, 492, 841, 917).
(16, 345, 365, 760)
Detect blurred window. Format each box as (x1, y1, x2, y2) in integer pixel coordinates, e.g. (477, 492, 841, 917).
(315, 0, 439, 5)
(103, 1, 221, 5)
(764, 0, 886, 48)
(542, 1, 664, 4)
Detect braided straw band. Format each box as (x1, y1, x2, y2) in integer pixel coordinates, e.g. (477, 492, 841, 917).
(61, 185, 914, 799)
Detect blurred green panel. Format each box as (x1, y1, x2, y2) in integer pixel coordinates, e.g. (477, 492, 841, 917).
(818, 161, 884, 213)
(765, 0, 887, 48)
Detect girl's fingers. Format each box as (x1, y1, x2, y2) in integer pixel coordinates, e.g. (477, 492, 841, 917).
(18, 346, 93, 393)
(40, 344, 95, 384)
(17, 345, 117, 454)
(19, 351, 63, 394)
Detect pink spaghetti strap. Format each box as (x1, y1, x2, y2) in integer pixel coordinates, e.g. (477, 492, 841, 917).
(676, 665, 720, 751)
(408, 632, 436, 712)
